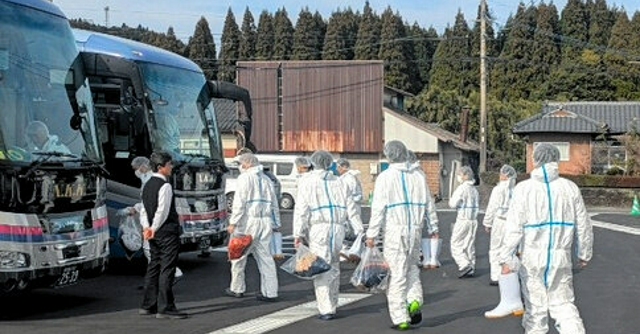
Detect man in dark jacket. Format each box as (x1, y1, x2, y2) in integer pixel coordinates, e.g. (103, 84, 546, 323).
(139, 151, 187, 319)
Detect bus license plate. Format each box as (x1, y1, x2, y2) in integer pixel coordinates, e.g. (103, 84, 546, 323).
(55, 266, 80, 287)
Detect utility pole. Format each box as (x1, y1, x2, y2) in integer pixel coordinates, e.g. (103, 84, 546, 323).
(104, 6, 110, 27)
(479, 0, 488, 173)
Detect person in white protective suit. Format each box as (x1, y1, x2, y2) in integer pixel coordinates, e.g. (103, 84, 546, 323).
(483, 164, 524, 319)
(498, 143, 592, 333)
(449, 165, 480, 278)
(365, 141, 439, 331)
(483, 164, 518, 285)
(295, 156, 313, 174)
(406, 151, 441, 270)
(225, 153, 281, 301)
(335, 158, 365, 261)
(26, 120, 72, 154)
(127, 157, 183, 281)
(293, 150, 364, 320)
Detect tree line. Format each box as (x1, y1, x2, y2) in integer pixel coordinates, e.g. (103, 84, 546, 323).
(70, 0, 640, 169)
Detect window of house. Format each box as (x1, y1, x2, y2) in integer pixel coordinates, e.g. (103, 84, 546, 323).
(533, 142, 570, 161)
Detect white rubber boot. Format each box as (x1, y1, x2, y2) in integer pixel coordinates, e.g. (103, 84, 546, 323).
(420, 238, 431, 268)
(484, 272, 524, 318)
(428, 238, 441, 268)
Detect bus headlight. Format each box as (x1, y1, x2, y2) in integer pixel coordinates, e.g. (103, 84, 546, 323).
(0, 251, 29, 269)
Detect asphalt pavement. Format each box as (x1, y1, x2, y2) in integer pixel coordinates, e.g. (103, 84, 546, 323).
(0, 208, 638, 334)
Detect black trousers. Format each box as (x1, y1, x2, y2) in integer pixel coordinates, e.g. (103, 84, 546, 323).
(140, 225, 180, 313)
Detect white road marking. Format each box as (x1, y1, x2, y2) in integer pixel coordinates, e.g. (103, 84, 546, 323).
(207, 293, 371, 334)
(591, 218, 640, 236)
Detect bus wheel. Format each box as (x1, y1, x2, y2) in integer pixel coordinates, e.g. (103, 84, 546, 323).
(280, 194, 295, 210)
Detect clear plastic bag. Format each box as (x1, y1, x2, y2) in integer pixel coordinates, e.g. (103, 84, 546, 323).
(350, 247, 390, 293)
(280, 244, 331, 280)
(344, 221, 357, 242)
(118, 215, 143, 253)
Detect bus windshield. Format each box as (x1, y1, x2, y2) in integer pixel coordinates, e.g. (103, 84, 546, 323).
(140, 63, 222, 162)
(0, 1, 102, 163)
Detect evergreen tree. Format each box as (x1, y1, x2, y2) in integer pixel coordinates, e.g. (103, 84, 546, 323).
(490, 4, 537, 100)
(312, 12, 327, 56)
(185, 17, 217, 80)
(354, 1, 381, 60)
(429, 11, 473, 95)
(604, 11, 637, 99)
(164, 27, 183, 54)
(219, 8, 241, 82)
(273, 8, 294, 60)
(255, 11, 274, 60)
(293, 8, 321, 60)
(560, 0, 589, 62)
(530, 3, 562, 99)
(378, 7, 415, 93)
(587, 0, 616, 52)
(410, 24, 439, 91)
(494, 15, 513, 56)
(239, 7, 257, 61)
(323, 8, 359, 60)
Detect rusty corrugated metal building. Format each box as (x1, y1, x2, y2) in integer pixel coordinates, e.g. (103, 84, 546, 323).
(236, 61, 384, 154)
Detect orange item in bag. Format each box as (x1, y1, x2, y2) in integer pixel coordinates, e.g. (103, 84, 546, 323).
(228, 234, 253, 260)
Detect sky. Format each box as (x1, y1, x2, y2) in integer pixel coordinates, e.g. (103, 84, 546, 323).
(51, 0, 640, 44)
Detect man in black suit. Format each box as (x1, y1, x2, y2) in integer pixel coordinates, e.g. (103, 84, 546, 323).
(139, 151, 187, 319)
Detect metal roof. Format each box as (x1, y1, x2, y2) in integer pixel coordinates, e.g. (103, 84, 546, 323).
(514, 102, 640, 135)
(384, 107, 480, 152)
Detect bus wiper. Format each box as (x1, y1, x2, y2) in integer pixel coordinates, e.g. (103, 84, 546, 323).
(79, 157, 110, 177)
(181, 153, 210, 164)
(21, 152, 81, 179)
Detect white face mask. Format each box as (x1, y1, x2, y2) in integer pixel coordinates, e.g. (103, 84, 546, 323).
(135, 170, 152, 185)
(456, 175, 463, 183)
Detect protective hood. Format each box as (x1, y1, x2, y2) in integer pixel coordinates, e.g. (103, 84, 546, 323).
(241, 164, 264, 174)
(530, 162, 560, 184)
(389, 162, 411, 172)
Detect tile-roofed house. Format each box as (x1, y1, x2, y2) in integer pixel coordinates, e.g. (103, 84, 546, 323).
(513, 102, 640, 175)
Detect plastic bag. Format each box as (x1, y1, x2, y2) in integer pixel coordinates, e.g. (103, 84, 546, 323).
(280, 244, 331, 280)
(350, 247, 390, 293)
(347, 233, 365, 261)
(118, 214, 143, 253)
(270, 231, 284, 260)
(344, 221, 357, 242)
(228, 233, 253, 260)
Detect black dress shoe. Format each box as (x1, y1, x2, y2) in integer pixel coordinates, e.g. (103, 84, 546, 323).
(318, 314, 336, 321)
(256, 294, 278, 302)
(224, 288, 244, 298)
(138, 308, 156, 315)
(155, 310, 188, 319)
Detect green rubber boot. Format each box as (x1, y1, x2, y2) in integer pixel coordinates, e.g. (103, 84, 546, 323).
(392, 322, 410, 331)
(408, 300, 422, 325)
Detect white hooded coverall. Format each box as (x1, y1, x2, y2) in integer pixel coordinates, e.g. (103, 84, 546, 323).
(340, 170, 364, 245)
(293, 170, 363, 315)
(449, 180, 479, 271)
(229, 165, 281, 298)
(482, 180, 514, 281)
(499, 162, 593, 334)
(366, 163, 439, 326)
